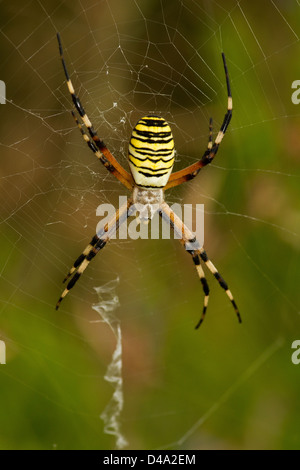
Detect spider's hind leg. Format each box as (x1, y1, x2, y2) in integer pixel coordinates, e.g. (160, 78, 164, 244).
(56, 235, 107, 310)
(62, 233, 100, 284)
(159, 202, 211, 327)
(199, 247, 242, 324)
(191, 253, 210, 328)
(160, 201, 241, 327)
(56, 199, 133, 310)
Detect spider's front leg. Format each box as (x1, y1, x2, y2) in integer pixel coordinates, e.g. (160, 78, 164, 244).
(57, 32, 134, 190)
(160, 202, 241, 328)
(56, 199, 133, 310)
(165, 53, 232, 190)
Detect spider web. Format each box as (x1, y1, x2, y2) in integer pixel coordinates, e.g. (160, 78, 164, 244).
(0, 0, 300, 450)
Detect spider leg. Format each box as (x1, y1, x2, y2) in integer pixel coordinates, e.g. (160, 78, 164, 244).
(198, 247, 241, 324)
(159, 202, 210, 328)
(191, 254, 210, 328)
(165, 53, 232, 190)
(160, 202, 241, 327)
(56, 198, 133, 310)
(57, 33, 134, 190)
(62, 231, 100, 284)
(70, 111, 133, 190)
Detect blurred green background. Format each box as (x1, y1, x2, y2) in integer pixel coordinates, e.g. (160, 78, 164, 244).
(0, 0, 299, 450)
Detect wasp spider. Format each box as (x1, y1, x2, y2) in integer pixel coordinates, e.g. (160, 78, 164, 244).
(56, 33, 241, 328)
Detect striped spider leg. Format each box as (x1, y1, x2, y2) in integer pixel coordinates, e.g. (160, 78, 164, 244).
(57, 33, 134, 191)
(160, 202, 241, 328)
(56, 199, 133, 309)
(165, 53, 232, 190)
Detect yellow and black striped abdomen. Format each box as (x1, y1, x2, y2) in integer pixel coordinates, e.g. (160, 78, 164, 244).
(128, 115, 175, 188)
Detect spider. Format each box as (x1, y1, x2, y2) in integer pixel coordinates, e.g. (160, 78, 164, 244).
(56, 33, 241, 328)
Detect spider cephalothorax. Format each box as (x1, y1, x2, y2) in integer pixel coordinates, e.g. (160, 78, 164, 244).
(56, 33, 241, 328)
